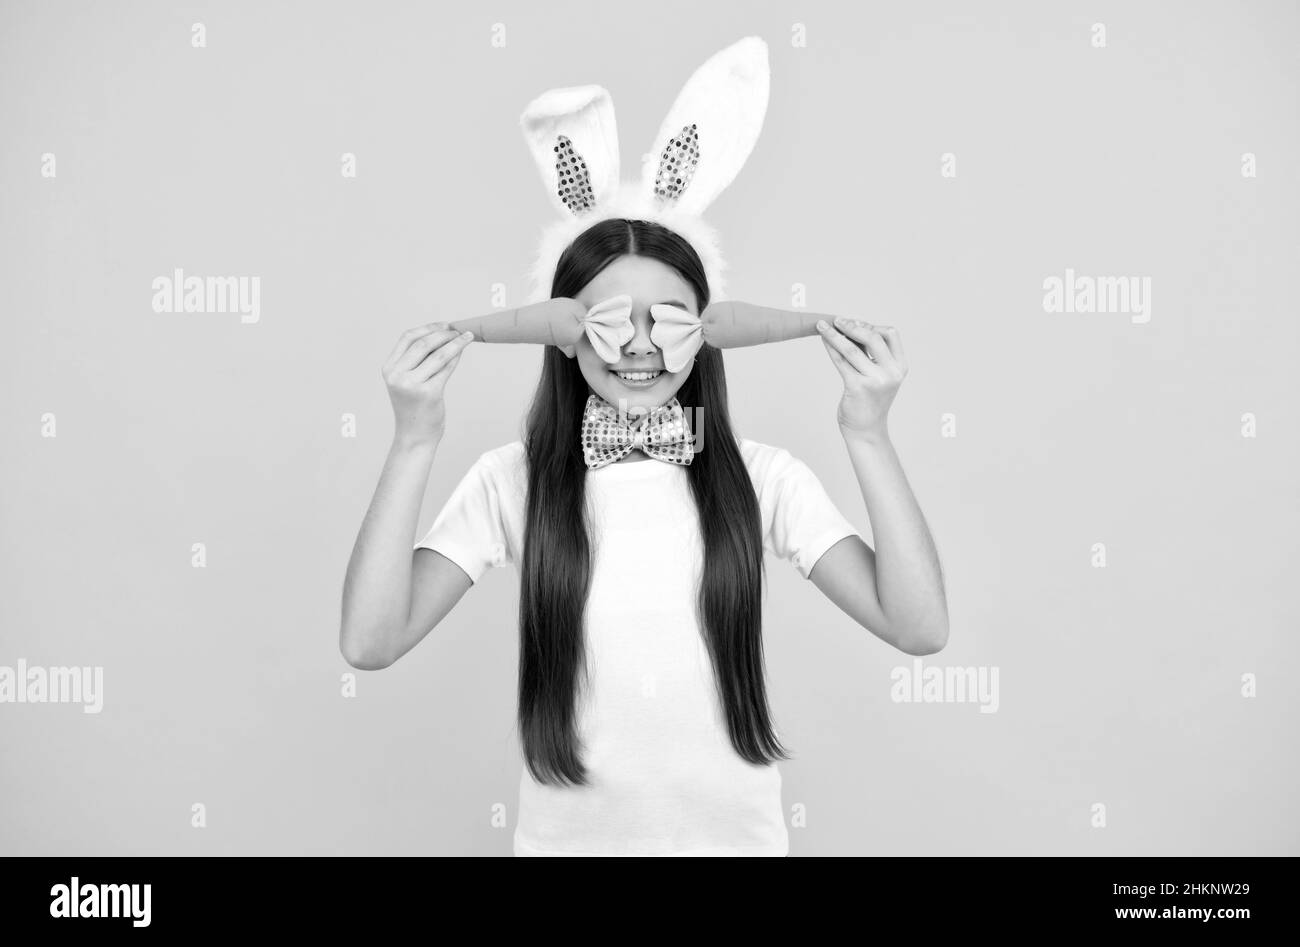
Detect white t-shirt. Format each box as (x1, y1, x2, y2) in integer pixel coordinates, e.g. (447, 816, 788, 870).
(415, 437, 862, 856)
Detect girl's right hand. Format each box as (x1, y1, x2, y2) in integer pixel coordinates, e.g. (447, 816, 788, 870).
(382, 323, 474, 447)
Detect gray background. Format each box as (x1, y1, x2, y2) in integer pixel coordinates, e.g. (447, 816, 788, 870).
(1, 0, 1296, 855)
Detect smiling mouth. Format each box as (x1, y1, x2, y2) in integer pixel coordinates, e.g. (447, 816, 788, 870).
(610, 369, 664, 382)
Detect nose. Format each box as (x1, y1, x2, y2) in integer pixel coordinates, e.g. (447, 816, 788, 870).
(621, 308, 658, 359)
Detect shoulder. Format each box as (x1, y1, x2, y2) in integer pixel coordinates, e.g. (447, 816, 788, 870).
(477, 440, 526, 473)
(737, 437, 829, 507)
(737, 437, 802, 481)
(469, 441, 527, 498)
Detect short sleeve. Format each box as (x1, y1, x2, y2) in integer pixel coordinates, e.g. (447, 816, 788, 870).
(761, 448, 862, 580)
(414, 452, 513, 584)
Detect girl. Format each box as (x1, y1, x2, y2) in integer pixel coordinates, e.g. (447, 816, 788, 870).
(341, 36, 947, 856)
(340, 218, 949, 856)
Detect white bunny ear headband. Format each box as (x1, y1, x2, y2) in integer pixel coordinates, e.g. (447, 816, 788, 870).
(518, 35, 770, 308)
(447, 36, 844, 367)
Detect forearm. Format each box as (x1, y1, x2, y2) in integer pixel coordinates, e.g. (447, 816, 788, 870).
(340, 435, 440, 667)
(842, 431, 948, 651)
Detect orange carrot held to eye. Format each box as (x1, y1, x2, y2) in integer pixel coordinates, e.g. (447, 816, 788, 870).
(447, 297, 587, 348)
(648, 300, 841, 370)
(697, 301, 834, 349)
(446, 296, 842, 361)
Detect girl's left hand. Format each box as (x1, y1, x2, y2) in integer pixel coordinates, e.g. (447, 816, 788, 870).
(816, 316, 908, 442)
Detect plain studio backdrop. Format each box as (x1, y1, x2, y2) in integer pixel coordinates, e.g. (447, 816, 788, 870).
(1, 0, 1296, 856)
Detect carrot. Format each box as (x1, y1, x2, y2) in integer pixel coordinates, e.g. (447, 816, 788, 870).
(699, 301, 834, 349)
(448, 297, 587, 347)
(448, 297, 839, 352)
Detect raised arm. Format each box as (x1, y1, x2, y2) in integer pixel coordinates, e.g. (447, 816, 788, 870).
(340, 323, 476, 670)
(809, 317, 949, 656)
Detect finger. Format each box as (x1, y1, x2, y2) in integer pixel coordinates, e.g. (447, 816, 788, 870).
(412, 330, 474, 382)
(833, 318, 896, 368)
(820, 333, 857, 384)
(820, 327, 887, 384)
(415, 335, 472, 384)
(875, 325, 907, 372)
(394, 327, 464, 373)
(384, 322, 447, 370)
(416, 348, 467, 388)
(817, 321, 884, 379)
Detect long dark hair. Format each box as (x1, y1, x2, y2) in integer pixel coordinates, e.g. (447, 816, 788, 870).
(517, 217, 789, 786)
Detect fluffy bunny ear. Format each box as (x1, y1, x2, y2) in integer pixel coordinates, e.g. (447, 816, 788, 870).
(639, 36, 770, 216)
(520, 85, 621, 219)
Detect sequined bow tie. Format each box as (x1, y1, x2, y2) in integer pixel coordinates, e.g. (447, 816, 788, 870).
(581, 394, 695, 470)
(559, 294, 703, 373)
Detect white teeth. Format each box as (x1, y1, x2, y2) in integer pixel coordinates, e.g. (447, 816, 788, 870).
(614, 370, 662, 381)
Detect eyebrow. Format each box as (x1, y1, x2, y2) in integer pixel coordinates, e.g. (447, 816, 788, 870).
(657, 299, 690, 308)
